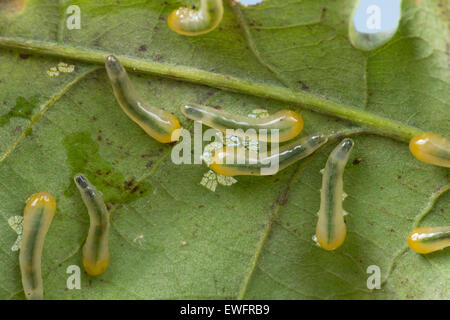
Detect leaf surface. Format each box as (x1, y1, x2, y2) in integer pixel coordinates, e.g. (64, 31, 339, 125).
(0, 0, 448, 299)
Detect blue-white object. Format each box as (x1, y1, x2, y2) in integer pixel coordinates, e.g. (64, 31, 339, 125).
(349, 0, 402, 51)
(237, 0, 263, 6)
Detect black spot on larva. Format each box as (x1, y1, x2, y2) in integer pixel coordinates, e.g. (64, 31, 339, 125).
(75, 174, 89, 188)
(298, 80, 309, 91)
(138, 45, 148, 52)
(19, 53, 32, 60)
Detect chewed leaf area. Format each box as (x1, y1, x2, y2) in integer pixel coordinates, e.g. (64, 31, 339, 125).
(0, 0, 448, 299)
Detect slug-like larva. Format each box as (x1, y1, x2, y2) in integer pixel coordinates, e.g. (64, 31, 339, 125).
(20, 192, 56, 300)
(105, 55, 181, 143)
(315, 138, 354, 251)
(168, 0, 224, 36)
(409, 132, 450, 168)
(407, 226, 450, 254)
(74, 174, 110, 276)
(209, 134, 328, 176)
(181, 104, 304, 143)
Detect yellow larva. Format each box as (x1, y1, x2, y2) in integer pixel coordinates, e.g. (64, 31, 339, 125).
(210, 134, 328, 176)
(407, 226, 450, 254)
(74, 174, 110, 276)
(315, 139, 354, 251)
(105, 55, 181, 143)
(409, 132, 450, 168)
(168, 0, 224, 36)
(181, 104, 304, 143)
(20, 192, 56, 300)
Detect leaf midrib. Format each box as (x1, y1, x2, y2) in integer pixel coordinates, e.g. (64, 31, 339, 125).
(0, 35, 424, 142)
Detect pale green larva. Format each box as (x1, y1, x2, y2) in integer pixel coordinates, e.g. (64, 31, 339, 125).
(315, 139, 354, 251)
(210, 134, 328, 176)
(20, 192, 56, 300)
(105, 55, 181, 143)
(74, 174, 110, 276)
(407, 226, 450, 254)
(181, 104, 304, 143)
(168, 0, 224, 36)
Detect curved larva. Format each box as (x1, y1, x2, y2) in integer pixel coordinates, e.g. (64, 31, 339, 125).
(315, 138, 354, 251)
(105, 55, 181, 143)
(210, 134, 328, 176)
(181, 104, 304, 143)
(407, 226, 450, 254)
(168, 0, 224, 36)
(20, 192, 56, 300)
(409, 132, 450, 168)
(348, 0, 402, 51)
(74, 174, 110, 276)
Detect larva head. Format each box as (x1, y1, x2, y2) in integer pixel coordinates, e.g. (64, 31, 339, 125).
(308, 134, 328, 148)
(74, 174, 98, 198)
(25, 192, 56, 216)
(105, 55, 125, 81)
(333, 138, 354, 161)
(74, 174, 88, 189)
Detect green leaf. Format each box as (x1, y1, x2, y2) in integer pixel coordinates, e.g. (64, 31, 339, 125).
(0, 0, 448, 299)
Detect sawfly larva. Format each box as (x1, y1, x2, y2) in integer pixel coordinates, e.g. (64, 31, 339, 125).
(168, 0, 224, 36)
(105, 55, 181, 143)
(210, 134, 328, 176)
(20, 192, 56, 300)
(181, 104, 303, 143)
(409, 132, 450, 168)
(74, 174, 110, 276)
(315, 138, 354, 251)
(407, 226, 450, 254)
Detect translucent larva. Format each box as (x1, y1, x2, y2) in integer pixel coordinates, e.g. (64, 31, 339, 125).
(409, 132, 450, 168)
(105, 55, 181, 143)
(349, 0, 402, 51)
(181, 104, 304, 143)
(209, 134, 328, 176)
(407, 226, 450, 254)
(315, 138, 354, 251)
(168, 0, 224, 36)
(74, 174, 110, 276)
(20, 192, 56, 300)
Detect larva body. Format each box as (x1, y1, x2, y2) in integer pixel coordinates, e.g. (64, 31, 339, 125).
(105, 55, 181, 143)
(168, 0, 224, 36)
(20, 192, 56, 300)
(409, 132, 450, 168)
(407, 226, 450, 254)
(74, 174, 110, 276)
(181, 104, 303, 143)
(210, 134, 328, 176)
(315, 139, 354, 251)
